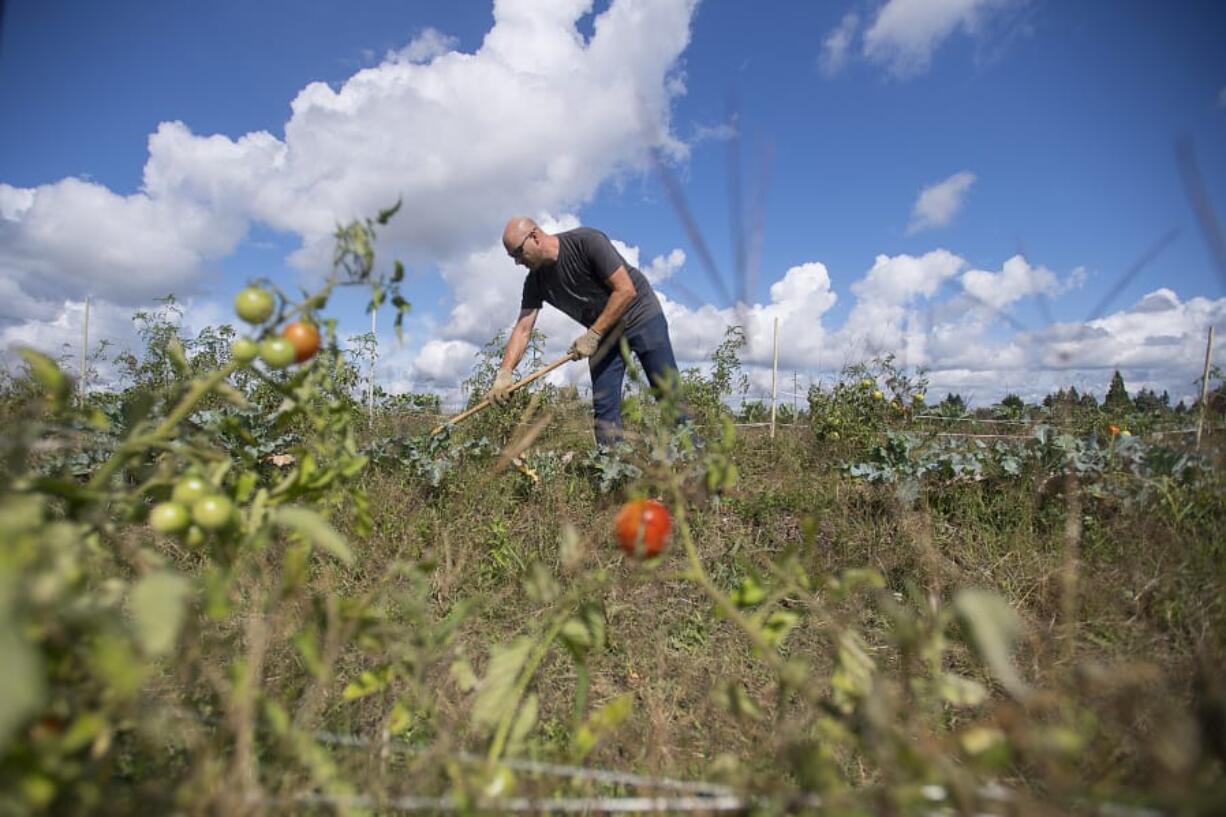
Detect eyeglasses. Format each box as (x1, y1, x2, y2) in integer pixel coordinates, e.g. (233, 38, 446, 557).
(508, 230, 534, 260)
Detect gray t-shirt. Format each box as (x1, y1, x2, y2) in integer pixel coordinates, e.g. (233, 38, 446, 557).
(520, 227, 663, 335)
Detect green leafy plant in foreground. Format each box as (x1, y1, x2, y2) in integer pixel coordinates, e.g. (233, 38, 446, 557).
(0, 204, 459, 815)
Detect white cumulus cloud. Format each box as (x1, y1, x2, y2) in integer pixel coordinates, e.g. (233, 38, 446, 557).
(388, 27, 460, 64)
(863, 0, 1020, 79)
(906, 170, 976, 234)
(960, 254, 1058, 311)
(819, 13, 860, 77)
(1, 0, 698, 327)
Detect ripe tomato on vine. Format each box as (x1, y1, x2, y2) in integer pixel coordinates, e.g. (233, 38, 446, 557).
(615, 498, 671, 558)
(282, 321, 321, 363)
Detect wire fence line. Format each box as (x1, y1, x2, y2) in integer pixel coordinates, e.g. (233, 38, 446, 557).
(374, 402, 1223, 443)
(275, 791, 753, 814)
(174, 697, 1165, 816)
(310, 729, 735, 797)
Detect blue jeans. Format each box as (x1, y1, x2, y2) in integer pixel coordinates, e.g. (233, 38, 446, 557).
(589, 313, 687, 447)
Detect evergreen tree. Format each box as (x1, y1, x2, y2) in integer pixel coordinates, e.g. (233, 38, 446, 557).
(999, 393, 1025, 413)
(1134, 387, 1165, 414)
(1104, 370, 1132, 411)
(940, 392, 966, 413)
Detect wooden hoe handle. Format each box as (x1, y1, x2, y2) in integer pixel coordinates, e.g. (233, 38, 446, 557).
(430, 351, 580, 436)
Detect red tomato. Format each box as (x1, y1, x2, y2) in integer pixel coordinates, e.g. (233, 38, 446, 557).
(282, 321, 321, 363)
(615, 498, 671, 558)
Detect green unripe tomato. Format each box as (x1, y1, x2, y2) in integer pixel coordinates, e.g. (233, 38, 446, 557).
(231, 337, 259, 364)
(260, 337, 296, 369)
(192, 495, 235, 530)
(150, 502, 190, 534)
(185, 525, 206, 547)
(234, 287, 275, 324)
(172, 475, 210, 505)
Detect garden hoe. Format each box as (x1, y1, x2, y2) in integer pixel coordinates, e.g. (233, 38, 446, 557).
(430, 350, 580, 436)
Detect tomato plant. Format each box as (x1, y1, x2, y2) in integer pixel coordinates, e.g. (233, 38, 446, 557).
(282, 321, 321, 363)
(615, 498, 671, 558)
(234, 286, 275, 324)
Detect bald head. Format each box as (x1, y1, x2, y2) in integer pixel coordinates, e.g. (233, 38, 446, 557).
(502, 216, 557, 270)
(502, 217, 538, 249)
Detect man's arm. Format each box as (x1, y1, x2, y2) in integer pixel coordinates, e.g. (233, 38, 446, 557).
(589, 266, 636, 337)
(489, 308, 539, 405)
(500, 308, 539, 373)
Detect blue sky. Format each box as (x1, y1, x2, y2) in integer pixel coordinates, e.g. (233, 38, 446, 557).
(2, 0, 1225, 405)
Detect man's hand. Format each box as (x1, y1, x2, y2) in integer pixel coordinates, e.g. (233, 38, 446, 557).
(569, 329, 602, 359)
(488, 369, 515, 406)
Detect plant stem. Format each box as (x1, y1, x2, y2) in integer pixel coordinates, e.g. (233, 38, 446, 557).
(670, 482, 784, 670)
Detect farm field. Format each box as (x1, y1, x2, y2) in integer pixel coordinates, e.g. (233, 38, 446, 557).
(5, 2, 1226, 815)
(2, 224, 1224, 817)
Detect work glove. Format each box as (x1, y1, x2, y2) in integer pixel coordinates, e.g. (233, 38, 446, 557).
(569, 328, 602, 359)
(489, 369, 515, 406)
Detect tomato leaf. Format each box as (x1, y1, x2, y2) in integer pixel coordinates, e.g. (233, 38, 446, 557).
(937, 673, 988, 707)
(573, 693, 633, 761)
(0, 581, 45, 744)
(506, 692, 538, 756)
(376, 198, 402, 225)
(472, 638, 533, 730)
(953, 588, 1028, 699)
(130, 572, 191, 657)
(274, 507, 354, 566)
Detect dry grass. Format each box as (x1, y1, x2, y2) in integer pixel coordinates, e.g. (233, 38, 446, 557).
(291, 408, 1226, 803)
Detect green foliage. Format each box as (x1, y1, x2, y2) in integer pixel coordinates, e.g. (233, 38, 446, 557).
(579, 444, 643, 493)
(681, 324, 749, 426)
(846, 426, 1215, 495)
(0, 207, 480, 815)
(366, 428, 497, 490)
(807, 354, 928, 445)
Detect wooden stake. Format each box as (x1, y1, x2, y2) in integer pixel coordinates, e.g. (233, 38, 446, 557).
(1196, 325, 1215, 450)
(770, 317, 779, 440)
(80, 296, 90, 407)
(369, 309, 377, 425)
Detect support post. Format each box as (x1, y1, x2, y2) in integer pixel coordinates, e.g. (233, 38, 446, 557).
(1196, 325, 1215, 450)
(369, 309, 377, 425)
(80, 296, 90, 407)
(770, 317, 779, 440)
